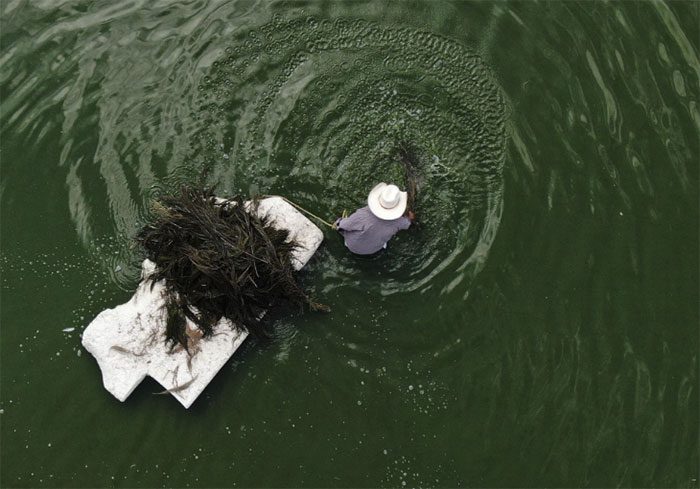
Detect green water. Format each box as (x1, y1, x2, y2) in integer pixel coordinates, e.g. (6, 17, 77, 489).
(1, 1, 698, 487)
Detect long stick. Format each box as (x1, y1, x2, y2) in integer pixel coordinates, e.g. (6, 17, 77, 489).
(273, 196, 335, 229)
(284, 198, 335, 229)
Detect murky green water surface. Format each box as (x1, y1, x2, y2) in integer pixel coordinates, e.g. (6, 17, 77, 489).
(1, 1, 698, 487)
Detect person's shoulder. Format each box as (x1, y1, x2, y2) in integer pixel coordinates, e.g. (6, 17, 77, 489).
(339, 207, 373, 231)
(346, 206, 372, 220)
(354, 206, 377, 221)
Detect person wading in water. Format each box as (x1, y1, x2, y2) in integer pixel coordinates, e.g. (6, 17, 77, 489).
(333, 182, 416, 255)
(333, 144, 419, 255)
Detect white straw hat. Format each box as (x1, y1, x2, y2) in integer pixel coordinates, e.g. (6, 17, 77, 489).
(367, 182, 408, 220)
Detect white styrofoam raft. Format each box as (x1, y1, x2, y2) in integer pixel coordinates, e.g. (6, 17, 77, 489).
(81, 196, 323, 408)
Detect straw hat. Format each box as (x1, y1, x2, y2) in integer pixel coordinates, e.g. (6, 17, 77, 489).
(367, 182, 408, 220)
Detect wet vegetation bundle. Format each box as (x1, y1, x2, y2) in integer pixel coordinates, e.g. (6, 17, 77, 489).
(136, 186, 325, 350)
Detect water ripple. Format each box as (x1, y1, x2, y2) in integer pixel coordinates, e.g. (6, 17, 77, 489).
(192, 17, 509, 297)
(2, 8, 510, 293)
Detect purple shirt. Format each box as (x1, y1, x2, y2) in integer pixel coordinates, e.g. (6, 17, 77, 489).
(334, 206, 411, 255)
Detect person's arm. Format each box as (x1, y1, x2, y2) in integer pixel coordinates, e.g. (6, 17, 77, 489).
(397, 215, 412, 230)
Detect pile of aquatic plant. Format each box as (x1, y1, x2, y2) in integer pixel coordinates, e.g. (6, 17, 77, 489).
(136, 186, 325, 350)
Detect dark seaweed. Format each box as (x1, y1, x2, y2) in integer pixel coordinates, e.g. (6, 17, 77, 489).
(393, 141, 421, 212)
(136, 186, 326, 349)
